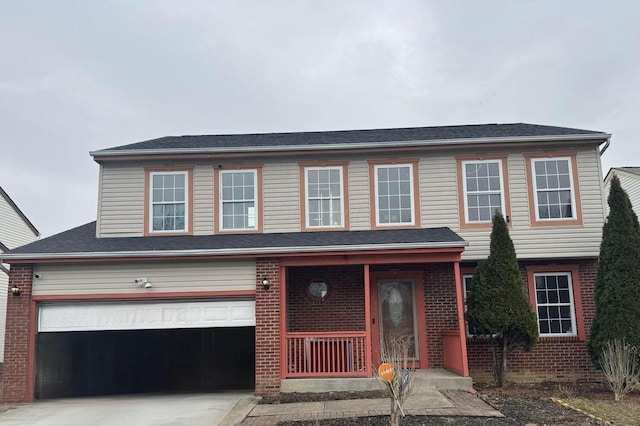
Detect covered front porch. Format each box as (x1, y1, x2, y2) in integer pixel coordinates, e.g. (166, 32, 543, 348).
(274, 249, 470, 392)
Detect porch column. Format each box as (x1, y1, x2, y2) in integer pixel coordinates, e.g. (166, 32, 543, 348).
(453, 261, 470, 376)
(363, 264, 372, 376)
(255, 258, 281, 396)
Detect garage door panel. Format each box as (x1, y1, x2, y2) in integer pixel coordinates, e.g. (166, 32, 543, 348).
(38, 300, 255, 332)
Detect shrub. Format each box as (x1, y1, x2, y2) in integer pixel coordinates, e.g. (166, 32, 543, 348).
(599, 339, 640, 401)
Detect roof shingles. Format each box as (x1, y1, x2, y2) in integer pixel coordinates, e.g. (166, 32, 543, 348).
(2, 222, 466, 260)
(94, 123, 607, 154)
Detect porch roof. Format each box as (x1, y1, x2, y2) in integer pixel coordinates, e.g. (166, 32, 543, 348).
(1, 221, 466, 262)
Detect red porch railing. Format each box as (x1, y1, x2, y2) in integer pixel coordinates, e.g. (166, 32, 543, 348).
(284, 332, 369, 377)
(442, 329, 465, 375)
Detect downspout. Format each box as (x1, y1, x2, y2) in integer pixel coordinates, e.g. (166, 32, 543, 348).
(599, 137, 611, 155)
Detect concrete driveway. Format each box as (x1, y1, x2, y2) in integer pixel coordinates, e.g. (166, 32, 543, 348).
(0, 392, 254, 426)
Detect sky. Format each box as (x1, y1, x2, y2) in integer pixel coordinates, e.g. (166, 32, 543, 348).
(1, 1, 639, 238)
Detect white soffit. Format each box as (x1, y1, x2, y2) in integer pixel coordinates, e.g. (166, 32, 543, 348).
(38, 300, 255, 332)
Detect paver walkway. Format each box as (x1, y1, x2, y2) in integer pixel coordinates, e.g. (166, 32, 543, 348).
(234, 390, 503, 425)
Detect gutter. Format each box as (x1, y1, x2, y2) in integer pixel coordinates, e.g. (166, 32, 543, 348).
(599, 137, 611, 155)
(90, 133, 611, 158)
(0, 240, 468, 262)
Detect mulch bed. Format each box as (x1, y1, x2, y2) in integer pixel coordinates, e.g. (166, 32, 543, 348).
(276, 382, 609, 425)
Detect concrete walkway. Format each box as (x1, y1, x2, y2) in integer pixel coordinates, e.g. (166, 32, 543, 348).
(222, 390, 503, 425)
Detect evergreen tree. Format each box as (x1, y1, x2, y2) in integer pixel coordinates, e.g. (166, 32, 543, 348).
(466, 212, 539, 386)
(588, 175, 640, 364)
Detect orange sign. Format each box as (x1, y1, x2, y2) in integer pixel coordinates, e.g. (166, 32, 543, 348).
(378, 363, 394, 381)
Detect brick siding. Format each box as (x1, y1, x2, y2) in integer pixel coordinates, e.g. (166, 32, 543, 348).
(254, 258, 281, 396)
(466, 259, 601, 382)
(287, 266, 365, 332)
(2, 264, 34, 403)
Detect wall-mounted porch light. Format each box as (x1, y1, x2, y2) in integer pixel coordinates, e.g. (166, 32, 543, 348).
(10, 285, 21, 296)
(262, 278, 270, 291)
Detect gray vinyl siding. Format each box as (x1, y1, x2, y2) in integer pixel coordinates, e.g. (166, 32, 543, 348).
(348, 160, 370, 230)
(457, 147, 605, 260)
(193, 165, 214, 235)
(419, 154, 459, 228)
(98, 164, 145, 237)
(0, 196, 37, 249)
(32, 260, 256, 295)
(263, 162, 301, 232)
(94, 145, 605, 261)
(605, 171, 640, 218)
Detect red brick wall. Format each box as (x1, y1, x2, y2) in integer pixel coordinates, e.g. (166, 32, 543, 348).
(254, 258, 281, 396)
(287, 266, 365, 332)
(422, 264, 459, 368)
(467, 259, 601, 382)
(2, 264, 34, 403)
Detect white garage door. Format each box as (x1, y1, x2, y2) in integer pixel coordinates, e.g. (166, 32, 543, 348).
(38, 300, 255, 332)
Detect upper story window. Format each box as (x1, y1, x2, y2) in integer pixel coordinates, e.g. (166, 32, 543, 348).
(145, 168, 192, 235)
(304, 167, 345, 229)
(373, 163, 417, 227)
(219, 169, 258, 231)
(462, 160, 506, 223)
(532, 158, 576, 220)
(525, 154, 582, 227)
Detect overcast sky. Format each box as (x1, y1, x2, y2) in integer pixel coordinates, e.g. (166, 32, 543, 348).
(1, 1, 639, 238)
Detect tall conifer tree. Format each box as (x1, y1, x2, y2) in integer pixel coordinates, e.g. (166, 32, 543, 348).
(588, 175, 640, 363)
(466, 212, 538, 386)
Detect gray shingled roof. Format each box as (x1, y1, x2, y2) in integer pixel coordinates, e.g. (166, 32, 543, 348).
(92, 123, 608, 155)
(1, 222, 466, 261)
(617, 167, 640, 176)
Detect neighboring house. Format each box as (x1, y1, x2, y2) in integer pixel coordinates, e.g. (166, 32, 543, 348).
(1, 123, 611, 402)
(604, 167, 640, 216)
(0, 187, 39, 365)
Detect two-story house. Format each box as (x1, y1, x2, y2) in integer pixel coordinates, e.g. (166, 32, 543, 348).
(1, 123, 610, 402)
(0, 187, 39, 367)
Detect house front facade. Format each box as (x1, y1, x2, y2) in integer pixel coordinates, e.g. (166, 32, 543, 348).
(1, 124, 610, 402)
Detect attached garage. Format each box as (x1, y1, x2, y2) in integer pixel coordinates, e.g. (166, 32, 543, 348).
(35, 299, 255, 399)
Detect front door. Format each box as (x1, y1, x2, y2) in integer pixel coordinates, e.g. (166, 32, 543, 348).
(370, 273, 427, 368)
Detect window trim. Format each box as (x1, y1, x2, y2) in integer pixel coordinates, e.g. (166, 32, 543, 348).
(456, 155, 511, 229)
(214, 165, 263, 234)
(368, 159, 421, 229)
(525, 152, 583, 227)
(526, 264, 585, 340)
(144, 166, 194, 236)
(462, 273, 475, 337)
(299, 162, 349, 231)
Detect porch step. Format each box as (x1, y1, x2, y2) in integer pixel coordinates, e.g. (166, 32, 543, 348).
(411, 369, 473, 391)
(281, 369, 473, 393)
(281, 377, 382, 393)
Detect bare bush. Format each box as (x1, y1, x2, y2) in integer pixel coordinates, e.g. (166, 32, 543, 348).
(599, 339, 640, 401)
(376, 335, 414, 426)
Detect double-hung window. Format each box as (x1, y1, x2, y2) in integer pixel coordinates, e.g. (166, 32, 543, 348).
(149, 171, 188, 233)
(374, 164, 415, 226)
(304, 167, 344, 228)
(531, 157, 576, 221)
(220, 169, 258, 231)
(462, 160, 505, 223)
(533, 272, 577, 336)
